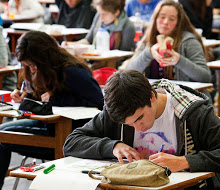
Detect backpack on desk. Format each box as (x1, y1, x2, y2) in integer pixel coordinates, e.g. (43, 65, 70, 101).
(89, 159, 171, 187)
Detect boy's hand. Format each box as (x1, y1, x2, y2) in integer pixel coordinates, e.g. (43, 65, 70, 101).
(113, 142, 143, 164)
(149, 152, 190, 172)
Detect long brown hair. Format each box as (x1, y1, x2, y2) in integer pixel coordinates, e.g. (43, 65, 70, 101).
(139, 0, 205, 53)
(16, 31, 92, 100)
(135, 0, 208, 79)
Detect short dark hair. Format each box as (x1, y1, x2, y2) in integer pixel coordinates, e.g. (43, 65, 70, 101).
(104, 70, 157, 123)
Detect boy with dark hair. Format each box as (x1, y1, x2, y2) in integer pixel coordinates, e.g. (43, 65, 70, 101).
(64, 70, 220, 189)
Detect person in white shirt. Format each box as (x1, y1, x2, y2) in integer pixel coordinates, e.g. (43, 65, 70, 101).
(14, 0, 44, 23)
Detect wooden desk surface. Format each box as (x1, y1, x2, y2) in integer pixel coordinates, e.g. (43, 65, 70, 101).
(207, 60, 220, 69)
(207, 60, 220, 115)
(38, 0, 55, 4)
(0, 110, 72, 159)
(149, 79, 213, 92)
(81, 50, 134, 68)
(212, 28, 220, 34)
(1, 14, 40, 23)
(6, 28, 88, 53)
(203, 38, 220, 48)
(81, 50, 134, 61)
(0, 65, 21, 89)
(0, 65, 21, 74)
(10, 157, 215, 190)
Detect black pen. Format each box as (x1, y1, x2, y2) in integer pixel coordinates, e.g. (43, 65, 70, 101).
(81, 170, 100, 174)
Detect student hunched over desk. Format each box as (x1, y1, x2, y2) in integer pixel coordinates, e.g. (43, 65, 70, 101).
(0, 31, 104, 190)
(64, 70, 220, 190)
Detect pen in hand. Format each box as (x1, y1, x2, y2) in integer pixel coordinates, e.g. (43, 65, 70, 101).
(20, 81, 26, 95)
(158, 143, 165, 153)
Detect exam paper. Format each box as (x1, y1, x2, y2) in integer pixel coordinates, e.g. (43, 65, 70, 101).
(52, 107, 101, 120)
(61, 159, 113, 173)
(29, 170, 100, 190)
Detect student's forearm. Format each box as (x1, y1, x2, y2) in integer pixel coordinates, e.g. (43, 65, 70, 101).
(69, 39, 90, 45)
(178, 156, 190, 171)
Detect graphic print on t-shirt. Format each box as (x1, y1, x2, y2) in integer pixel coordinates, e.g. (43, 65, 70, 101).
(133, 91, 177, 159)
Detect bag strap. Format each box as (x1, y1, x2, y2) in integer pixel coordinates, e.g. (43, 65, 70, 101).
(88, 166, 105, 180)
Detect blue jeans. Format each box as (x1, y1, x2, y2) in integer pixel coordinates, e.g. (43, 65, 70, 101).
(0, 119, 55, 189)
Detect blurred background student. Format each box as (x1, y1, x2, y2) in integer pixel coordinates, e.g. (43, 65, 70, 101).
(212, 0, 220, 31)
(65, 0, 135, 69)
(0, 25, 17, 91)
(124, 0, 161, 23)
(55, 0, 96, 29)
(178, 0, 220, 101)
(0, 30, 104, 189)
(178, 0, 213, 39)
(70, 0, 135, 51)
(12, 0, 44, 23)
(126, 0, 211, 85)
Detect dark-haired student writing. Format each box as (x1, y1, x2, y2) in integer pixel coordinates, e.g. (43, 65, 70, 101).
(64, 70, 220, 190)
(0, 31, 104, 189)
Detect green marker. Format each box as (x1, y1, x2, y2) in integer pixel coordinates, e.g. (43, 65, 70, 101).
(43, 164, 55, 174)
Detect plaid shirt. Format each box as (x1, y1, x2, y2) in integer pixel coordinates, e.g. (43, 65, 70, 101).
(152, 79, 203, 120)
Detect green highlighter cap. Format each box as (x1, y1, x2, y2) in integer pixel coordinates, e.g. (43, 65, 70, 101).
(43, 164, 55, 174)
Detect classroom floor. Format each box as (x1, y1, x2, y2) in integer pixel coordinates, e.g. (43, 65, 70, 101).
(3, 153, 44, 190)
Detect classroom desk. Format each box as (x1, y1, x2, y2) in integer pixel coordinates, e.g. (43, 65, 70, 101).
(207, 60, 220, 115)
(212, 28, 220, 34)
(10, 156, 215, 190)
(1, 14, 40, 23)
(0, 110, 72, 159)
(202, 38, 220, 48)
(38, 0, 55, 4)
(148, 79, 213, 92)
(0, 105, 100, 160)
(101, 80, 213, 96)
(81, 50, 134, 68)
(0, 65, 21, 89)
(5, 29, 88, 53)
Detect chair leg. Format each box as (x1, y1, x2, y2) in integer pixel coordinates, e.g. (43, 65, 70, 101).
(12, 156, 28, 190)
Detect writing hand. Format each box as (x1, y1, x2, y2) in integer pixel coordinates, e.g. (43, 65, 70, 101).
(149, 152, 189, 172)
(41, 92, 50, 102)
(10, 89, 27, 103)
(113, 142, 143, 164)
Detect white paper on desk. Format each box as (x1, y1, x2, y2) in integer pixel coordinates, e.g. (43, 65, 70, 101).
(29, 170, 100, 190)
(62, 159, 113, 173)
(62, 28, 89, 35)
(94, 50, 133, 58)
(10, 23, 44, 31)
(107, 50, 134, 57)
(202, 38, 220, 46)
(52, 107, 101, 120)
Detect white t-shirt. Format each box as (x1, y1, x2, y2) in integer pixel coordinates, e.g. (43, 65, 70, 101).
(133, 91, 177, 159)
